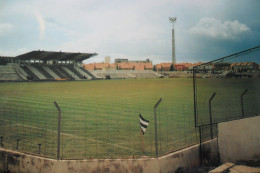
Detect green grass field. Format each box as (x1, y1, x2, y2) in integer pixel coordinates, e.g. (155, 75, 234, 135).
(0, 78, 259, 159)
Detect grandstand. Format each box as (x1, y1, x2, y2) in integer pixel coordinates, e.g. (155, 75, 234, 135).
(0, 51, 98, 81)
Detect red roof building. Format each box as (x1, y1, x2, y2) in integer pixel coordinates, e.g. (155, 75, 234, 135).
(118, 63, 134, 70)
(156, 63, 172, 71)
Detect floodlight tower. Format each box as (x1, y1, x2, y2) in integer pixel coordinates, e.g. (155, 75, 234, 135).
(169, 17, 177, 65)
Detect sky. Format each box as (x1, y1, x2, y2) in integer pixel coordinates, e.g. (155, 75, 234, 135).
(0, 0, 259, 64)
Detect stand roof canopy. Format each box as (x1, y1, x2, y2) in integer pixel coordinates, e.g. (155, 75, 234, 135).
(15, 50, 98, 62)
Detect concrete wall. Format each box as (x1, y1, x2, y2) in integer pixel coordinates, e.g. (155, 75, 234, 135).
(218, 116, 260, 163)
(0, 140, 217, 173)
(92, 70, 161, 79)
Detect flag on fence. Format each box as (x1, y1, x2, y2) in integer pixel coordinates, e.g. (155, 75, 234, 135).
(139, 114, 149, 135)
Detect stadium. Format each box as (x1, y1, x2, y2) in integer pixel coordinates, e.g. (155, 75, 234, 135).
(0, 50, 99, 81)
(0, 47, 260, 172)
(0, 12, 260, 172)
(1, 0, 260, 171)
(0, 50, 164, 82)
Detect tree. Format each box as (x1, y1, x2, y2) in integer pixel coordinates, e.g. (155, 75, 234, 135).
(153, 65, 157, 71)
(170, 64, 174, 71)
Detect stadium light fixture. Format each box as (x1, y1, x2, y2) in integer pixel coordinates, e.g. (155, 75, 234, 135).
(169, 17, 177, 27)
(169, 17, 177, 22)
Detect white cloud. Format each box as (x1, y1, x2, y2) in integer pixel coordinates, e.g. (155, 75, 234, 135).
(58, 2, 165, 61)
(0, 23, 13, 35)
(190, 18, 250, 39)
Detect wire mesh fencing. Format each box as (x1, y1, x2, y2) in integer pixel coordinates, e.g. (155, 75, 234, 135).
(193, 46, 260, 128)
(57, 99, 199, 159)
(0, 79, 259, 159)
(156, 103, 198, 156)
(0, 105, 58, 158)
(0, 99, 199, 159)
(192, 46, 260, 166)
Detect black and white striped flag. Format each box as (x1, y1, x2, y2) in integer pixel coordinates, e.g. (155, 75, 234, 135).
(139, 114, 149, 135)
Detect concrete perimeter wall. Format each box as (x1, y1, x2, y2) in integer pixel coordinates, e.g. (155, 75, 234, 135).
(218, 115, 260, 163)
(0, 140, 217, 173)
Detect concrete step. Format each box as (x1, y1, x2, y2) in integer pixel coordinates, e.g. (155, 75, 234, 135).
(209, 162, 235, 173)
(229, 165, 260, 173)
(43, 66, 60, 79)
(209, 162, 260, 173)
(74, 66, 92, 79)
(26, 65, 46, 79)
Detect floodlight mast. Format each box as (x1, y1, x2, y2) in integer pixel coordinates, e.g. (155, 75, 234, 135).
(169, 17, 177, 65)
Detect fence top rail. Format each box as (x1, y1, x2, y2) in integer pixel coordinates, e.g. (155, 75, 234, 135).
(154, 98, 162, 108)
(192, 45, 260, 69)
(54, 101, 61, 113)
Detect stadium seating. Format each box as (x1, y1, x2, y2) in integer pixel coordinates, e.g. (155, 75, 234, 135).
(49, 66, 66, 79)
(20, 65, 40, 80)
(15, 64, 99, 81)
(56, 66, 74, 79)
(42, 66, 61, 79)
(33, 65, 54, 79)
(26, 65, 46, 79)
(67, 66, 84, 79)
(79, 67, 97, 79)
(74, 66, 91, 79)
(13, 64, 28, 80)
(0, 65, 22, 81)
(61, 66, 80, 80)
(1, 63, 162, 81)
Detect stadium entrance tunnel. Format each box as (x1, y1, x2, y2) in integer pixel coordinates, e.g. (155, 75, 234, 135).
(0, 139, 217, 173)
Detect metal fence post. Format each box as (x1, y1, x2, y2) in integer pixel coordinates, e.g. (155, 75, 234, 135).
(154, 98, 162, 158)
(38, 144, 42, 154)
(199, 126, 203, 165)
(241, 89, 248, 118)
(54, 101, 61, 160)
(193, 67, 197, 127)
(0, 136, 3, 147)
(16, 138, 20, 150)
(209, 92, 216, 139)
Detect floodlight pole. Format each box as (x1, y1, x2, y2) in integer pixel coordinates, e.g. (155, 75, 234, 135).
(169, 17, 177, 65)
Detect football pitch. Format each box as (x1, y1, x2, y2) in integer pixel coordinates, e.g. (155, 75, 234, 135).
(0, 78, 259, 159)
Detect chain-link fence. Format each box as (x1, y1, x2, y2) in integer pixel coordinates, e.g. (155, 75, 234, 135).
(156, 103, 198, 156)
(0, 99, 198, 159)
(0, 106, 58, 158)
(194, 46, 260, 128)
(193, 46, 260, 166)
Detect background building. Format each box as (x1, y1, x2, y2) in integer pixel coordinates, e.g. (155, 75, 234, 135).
(105, 56, 111, 64)
(114, 58, 151, 64)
